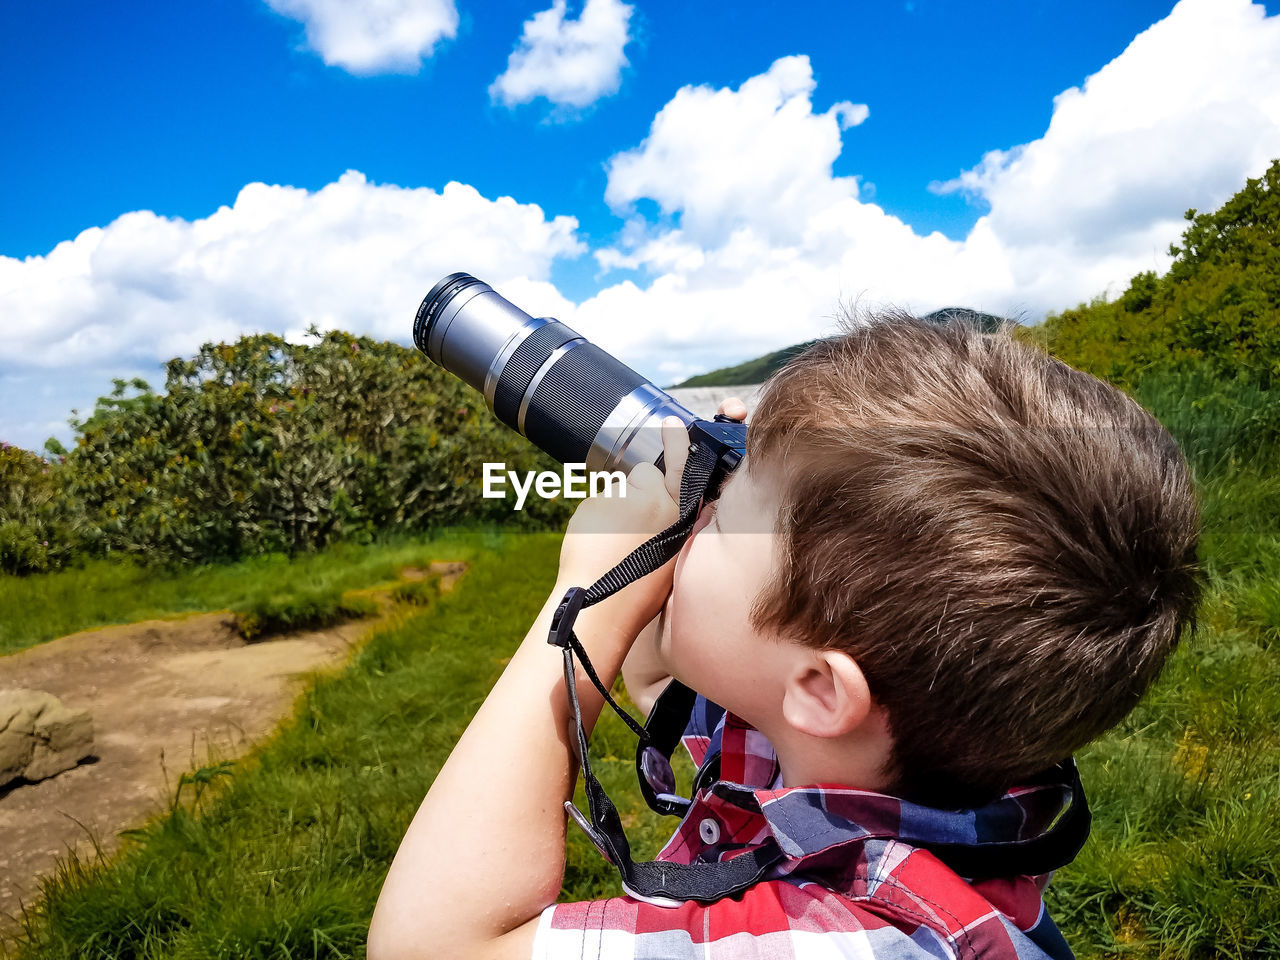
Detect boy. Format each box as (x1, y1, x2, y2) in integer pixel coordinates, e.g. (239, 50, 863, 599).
(368, 314, 1201, 959)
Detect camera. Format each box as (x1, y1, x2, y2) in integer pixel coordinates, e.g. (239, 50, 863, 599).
(413, 273, 746, 497)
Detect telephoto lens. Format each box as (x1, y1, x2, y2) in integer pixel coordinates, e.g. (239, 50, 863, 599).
(413, 273, 702, 475)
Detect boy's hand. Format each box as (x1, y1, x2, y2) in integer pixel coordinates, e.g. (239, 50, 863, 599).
(556, 415, 692, 636)
(369, 397, 750, 960)
(558, 396, 751, 651)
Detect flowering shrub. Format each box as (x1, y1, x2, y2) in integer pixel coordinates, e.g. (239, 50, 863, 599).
(0, 444, 82, 574)
(2, 327, 571, 572)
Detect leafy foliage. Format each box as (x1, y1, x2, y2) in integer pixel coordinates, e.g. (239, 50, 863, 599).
(1029, 159, 1280, 390)
(2, 329, 571, 570)
(0, 444, 82, 574)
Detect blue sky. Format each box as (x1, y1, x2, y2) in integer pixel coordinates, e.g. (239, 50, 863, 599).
(3, 0, 1280, 451)
(3, 0, 1186, 264)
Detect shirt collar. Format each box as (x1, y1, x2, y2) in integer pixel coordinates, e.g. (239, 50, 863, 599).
(710, 711, 1081, 861)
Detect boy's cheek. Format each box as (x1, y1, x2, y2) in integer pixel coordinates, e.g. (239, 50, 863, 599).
(658, 582, 703, 677)
(655, 593, 686, 674)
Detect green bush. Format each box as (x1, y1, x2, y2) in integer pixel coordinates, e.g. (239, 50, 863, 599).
(1, 328, 573, 573)
(0, 444, 82, 574)
(1032, 159, 1280, 391)
(0, 520, 48, 577)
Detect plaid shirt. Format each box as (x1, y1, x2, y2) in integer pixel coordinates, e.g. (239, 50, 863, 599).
(533, 696, 1077, 960)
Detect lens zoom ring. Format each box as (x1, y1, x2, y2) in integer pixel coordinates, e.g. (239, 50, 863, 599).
(492, 323, 581, 427)
(525, 345, 647, 464)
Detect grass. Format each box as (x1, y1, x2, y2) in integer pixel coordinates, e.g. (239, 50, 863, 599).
(0, 529, 505, 655)
(3, 527, 634, 959)
(1039, 372, 1280, 956)
(387, 578, 440, 607)
(234, 588, 379, 641)
(5, 371, 1279, 958)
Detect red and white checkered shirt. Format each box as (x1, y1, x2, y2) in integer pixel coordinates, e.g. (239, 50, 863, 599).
(533, 696, 1078, 959)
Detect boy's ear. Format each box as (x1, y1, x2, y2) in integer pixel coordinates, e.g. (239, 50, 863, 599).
(781, 649, 874, 740)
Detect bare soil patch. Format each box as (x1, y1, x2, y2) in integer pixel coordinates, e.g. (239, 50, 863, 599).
(0, 562, 467, 929)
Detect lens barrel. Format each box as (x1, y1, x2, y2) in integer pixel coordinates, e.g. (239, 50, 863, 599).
(414, 273, 698, 474)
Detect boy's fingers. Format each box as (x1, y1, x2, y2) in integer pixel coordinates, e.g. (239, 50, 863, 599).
(717, 397, 748, 421)
(660, 416, 690, 503)
(626, 461, 664, 491)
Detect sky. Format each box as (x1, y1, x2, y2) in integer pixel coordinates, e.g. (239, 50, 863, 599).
(3, 0, 1280, 452)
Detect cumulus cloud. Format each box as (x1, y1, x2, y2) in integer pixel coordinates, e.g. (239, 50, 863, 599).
(1, 172, 584, 447)
(264, 0, 458, 74)
(0, 171, 582, 374)
(928, 0, 1280, 306)
(571, 0, 1280, 383)
(605, 56, 869, 246)
(570, 55, 992, 376)
(7, 0, 1280, 449)
(490, 0, 633, 111)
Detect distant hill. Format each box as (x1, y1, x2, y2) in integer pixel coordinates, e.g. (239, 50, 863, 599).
(668, 307, 1010, 387)
(919, 307, 1010, 333)
(667, 340, 822, 388)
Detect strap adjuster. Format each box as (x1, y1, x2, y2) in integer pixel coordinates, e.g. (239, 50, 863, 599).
(548, 585, 588, 648)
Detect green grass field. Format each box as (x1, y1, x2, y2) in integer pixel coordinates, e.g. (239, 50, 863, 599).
(0, 530, 508, 656)
(2, 528, 587, 959)
(4, 372, 1279, 958)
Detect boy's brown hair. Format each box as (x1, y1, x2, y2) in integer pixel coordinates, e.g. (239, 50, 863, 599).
(744, 313, 1202, 808)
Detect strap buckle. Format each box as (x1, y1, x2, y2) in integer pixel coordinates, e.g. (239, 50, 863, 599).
(548, 585, 588, 648)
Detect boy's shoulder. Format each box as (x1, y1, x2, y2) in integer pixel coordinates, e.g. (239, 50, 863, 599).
(533, 858, 1069, 960)
(534, 692, 1079, 960)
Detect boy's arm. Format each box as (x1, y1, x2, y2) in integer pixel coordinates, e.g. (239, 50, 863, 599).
(367, 427, 689, 960)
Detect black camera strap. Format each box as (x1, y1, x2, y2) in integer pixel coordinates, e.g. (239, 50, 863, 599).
(546, 425, 785, 902)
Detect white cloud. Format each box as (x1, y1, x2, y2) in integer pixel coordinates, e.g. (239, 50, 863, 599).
(0, 171, 582, 380)
(264, 0, 458, 74)
(605, 56, 869, 246)
(7, 0, 1280, 450)
(927, 0, 1280, 307)
(490, 0, 633, 111)
(567, 55, 993, 373)
(1, 172, 583, 449)
(569, 0, 1280, 380)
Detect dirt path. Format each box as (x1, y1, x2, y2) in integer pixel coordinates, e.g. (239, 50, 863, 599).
(0, 562, 467, 930)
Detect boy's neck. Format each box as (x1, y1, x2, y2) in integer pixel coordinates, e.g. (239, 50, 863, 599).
(761, 713, 896, 793)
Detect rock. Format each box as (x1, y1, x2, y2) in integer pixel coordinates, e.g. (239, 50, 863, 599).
(0, 689, 94, 787)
